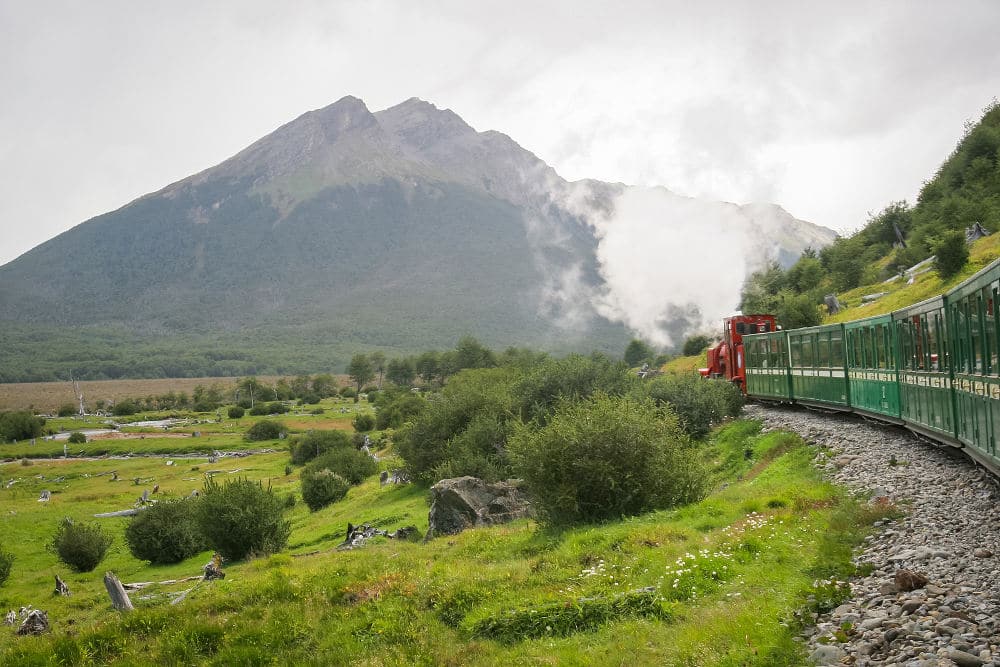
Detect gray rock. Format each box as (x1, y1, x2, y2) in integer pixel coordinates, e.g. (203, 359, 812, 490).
(947, 648, 985, 666)
(808, 644, 846, 665)
(426, 476, 534, 539)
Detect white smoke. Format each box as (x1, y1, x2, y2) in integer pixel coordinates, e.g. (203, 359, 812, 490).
(588, 186, 753, 346)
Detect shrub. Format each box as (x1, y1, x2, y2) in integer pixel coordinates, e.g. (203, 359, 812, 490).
(0, 546, 13, 587)
(375, 394, 427, 430)
(112, 400, 139, 416)
(307, 447, 377, 485)
(50, 518, 113, 572)
(301, 393, 321, 405)
(508, 394, 708, 525)
(0, 410, 46, 442)
(300, 469, 350, 511)
(227, 406, 245, 419)
(339, 387, 356, 399)
(249, 404, 269, 416)
(933, 229, 969, 279)
(244, 420, 285, 442)
(352, 413, 375, 432)
(309, 407, 324, 415)
(682, 335, 712, 357)
(125, 499, 207, 564)
(196, 477, 290, 561)
(289, 430, 352, 465)
(57, 404, 77, 417)
(643, 374, 743, 439)
(67, 431, 87, 444)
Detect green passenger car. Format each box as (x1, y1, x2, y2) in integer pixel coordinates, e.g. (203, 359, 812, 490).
(787, 323, 849, 408)
(893, 295, 956, 441)
(945, 258, 1000, 471)
(844, 314, 901, 420)
(744, 330, 792, 400)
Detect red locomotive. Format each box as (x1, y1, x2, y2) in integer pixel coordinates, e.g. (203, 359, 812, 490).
(699, 314, 777, 392)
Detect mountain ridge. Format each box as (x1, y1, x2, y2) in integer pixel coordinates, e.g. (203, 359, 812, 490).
(0, 95, 836, 381)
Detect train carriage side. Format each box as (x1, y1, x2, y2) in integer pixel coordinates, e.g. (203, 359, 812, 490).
(892, 295, 958, 442)
(945, 257, 1000, 472)
(844, 314, 902, 421)
(744, 330, 792, 401)
(787, 323, 850, 409)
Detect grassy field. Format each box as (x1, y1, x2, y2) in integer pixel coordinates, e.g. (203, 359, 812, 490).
(0, 414, 890, 665)
(0, 376, 352, 413)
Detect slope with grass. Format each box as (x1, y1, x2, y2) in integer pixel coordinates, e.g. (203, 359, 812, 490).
(1, 419, 892, 665)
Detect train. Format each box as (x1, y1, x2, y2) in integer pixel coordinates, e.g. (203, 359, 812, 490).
(702, 256, 1000, 476)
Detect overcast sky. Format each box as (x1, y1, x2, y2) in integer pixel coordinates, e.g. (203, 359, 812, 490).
(1, 0, 998, 266)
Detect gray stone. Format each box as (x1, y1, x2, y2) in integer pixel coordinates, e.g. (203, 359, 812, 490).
(808, 644, 846, 665)
(426, 476, 534, 539)
(947, 648, 985, 666)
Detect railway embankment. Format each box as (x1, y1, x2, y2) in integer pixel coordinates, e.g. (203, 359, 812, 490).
(746, 404, 1000, 666)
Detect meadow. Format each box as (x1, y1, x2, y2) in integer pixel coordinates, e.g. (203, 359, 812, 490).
(0, 400, 890, 665)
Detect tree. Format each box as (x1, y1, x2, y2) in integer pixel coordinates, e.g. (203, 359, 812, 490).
(682, 335, 712, 357)
(347, 355, 374, 395)
(624, 339, 653, 367)
(50, 518, 113, 572)
(311, 374, 338, 398)
(192, 383, 225, 412)
(125, 499, 206, 564)
(453, 336, 497, 370)
(386, 357, 416, 386)
(369, 352, 386, 390)
(777, 293, 823, 329)
(933, 230, 969, 279)
(416, 351, 441, 384)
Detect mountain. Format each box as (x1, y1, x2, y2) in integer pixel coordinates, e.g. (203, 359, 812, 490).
(0, 96, 836, 381)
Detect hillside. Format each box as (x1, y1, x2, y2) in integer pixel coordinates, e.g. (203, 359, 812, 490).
(0, 96, 834, 382)
(740, 101, 1000, 327)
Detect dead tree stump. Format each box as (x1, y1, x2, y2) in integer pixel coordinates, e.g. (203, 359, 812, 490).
(103, 572, 134, 611)
(17, 610, 49, 635)
(54, 575, 70, 596)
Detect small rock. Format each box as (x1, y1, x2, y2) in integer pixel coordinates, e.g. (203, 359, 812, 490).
(895, 569, 929, 592)
(972, 548, 992, 559)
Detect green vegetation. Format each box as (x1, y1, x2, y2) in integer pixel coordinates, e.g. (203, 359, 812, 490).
(67, 431, 87, 444)
(0, 410, 45, 443)
(244, 419, 285, 441)
(196, 477, 290, 562)
(0, 415, 888, 664)
(645, 373, 743, 439)
(509, 394, 707, 524)
(289, 430, 353, 465)
(300, 469, 350, 511)
(0, 547, 12, 587)
(50, 518, 113, 572)
(125, 499, 207, 564)
(624, 338, 654, 366)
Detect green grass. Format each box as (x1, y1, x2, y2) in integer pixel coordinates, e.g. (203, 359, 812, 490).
(0, 418, 889, 665)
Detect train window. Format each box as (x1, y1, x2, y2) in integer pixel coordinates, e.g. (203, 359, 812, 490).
(803, 335, 815, 367)
(831, 330, 843, 367)
(909, 316, 922, 370)
(790, 337, 801, 367)
(986, 286, 997, 375)
(971, 297, 982, 374)
(929, 312, 942, 371)
(874, 324, 885, 369)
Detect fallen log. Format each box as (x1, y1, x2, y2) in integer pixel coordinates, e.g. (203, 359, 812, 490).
(94, 507, 146, 518)
(123, 575, 202, 591)
(54, 575, 70, 596)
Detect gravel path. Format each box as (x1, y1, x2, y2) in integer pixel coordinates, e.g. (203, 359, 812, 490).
(744, 404, 1000, 667)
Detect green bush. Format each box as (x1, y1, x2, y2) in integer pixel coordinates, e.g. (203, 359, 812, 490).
(508, 394, 708, 525)
(248, 404, 269, 416)
(682, 335, 712, 357)
(112, 400, 139, 416)
(352, 413, 375, 432)
(643, 374, 743, 439)
(196, 477, 290, 561)
(125, 499, 207, 564)
(307, 446, 377, 485)
(227, 406, 245, 419)
(244, 420, 285, 442)
(375, 394, 427, 430)
(289, 430, 352, 465)
(0, 410, 46, 442)
(300, 469, 350, 511)
(339, 387, 357, 398)
(57, 404, 77, 417)
(50, 518, 113, 572)
(67, 431, 87, 444)
(0, 546, 13, 587)
(933, 229, 969, 279)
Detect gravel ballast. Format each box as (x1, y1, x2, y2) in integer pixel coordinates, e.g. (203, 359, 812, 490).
(745, 404, 1000, 667)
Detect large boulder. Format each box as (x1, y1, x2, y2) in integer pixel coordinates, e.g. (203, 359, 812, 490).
(426, 477, 534, 539)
